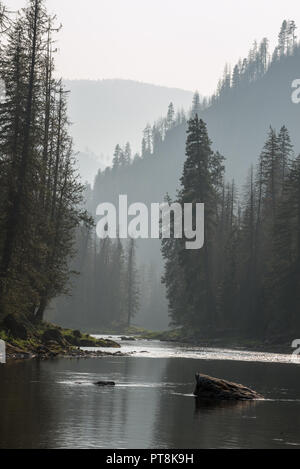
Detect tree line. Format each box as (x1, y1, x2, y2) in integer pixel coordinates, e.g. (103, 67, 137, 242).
(107, 15, 299, 176)
(207, 20, 299, 106)
(95, 18, 300, 191)
(51, 230, 140, 331)
(0, 0, 92, 325)
(162, 116, 300, 341)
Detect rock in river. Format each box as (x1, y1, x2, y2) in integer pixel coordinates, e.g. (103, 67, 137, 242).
(94, 381, 116, 386)
(194, 373, 262, 400)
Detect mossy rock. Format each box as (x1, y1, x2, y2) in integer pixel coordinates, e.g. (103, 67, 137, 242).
(79, 338, 96, 347)
(41, 328, 64, 345)
(63, 334, 79, 346)
(97, 338, 121, 348)
(79, 337, 121, 348)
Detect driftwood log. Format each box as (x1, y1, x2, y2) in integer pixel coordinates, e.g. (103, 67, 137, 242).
(194, 373, 262, 401)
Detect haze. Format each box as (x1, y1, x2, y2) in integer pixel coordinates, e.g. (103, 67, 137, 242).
(7, 0, 300, 95)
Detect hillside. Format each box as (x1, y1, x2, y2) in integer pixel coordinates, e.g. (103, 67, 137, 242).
(203, 52, 300, 182)
(65, 79, 193, 170)
(52, 29, 300, 331)
(91, 49, 300, 219)
(89, 43, 300, 330)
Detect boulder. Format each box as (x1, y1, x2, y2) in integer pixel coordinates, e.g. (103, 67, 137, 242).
(194, 373, 262, 401)
(78, 338, 96, 347)
(42, 328, 64, 345)
(79, 337, 120, 348)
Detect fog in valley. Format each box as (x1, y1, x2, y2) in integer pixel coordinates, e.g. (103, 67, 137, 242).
(1, 0, 300, 451)
(48, 22, 300, 334)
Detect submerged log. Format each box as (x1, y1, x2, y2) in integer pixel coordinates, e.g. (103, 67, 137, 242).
(194, 373, 262, 401)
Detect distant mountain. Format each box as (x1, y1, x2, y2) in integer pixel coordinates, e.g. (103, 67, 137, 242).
(65, 79, 194, 176)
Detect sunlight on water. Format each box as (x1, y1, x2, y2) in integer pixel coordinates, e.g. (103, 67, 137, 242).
(83, 335, 298, 365)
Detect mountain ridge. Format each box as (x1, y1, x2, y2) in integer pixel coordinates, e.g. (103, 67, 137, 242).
(65, 78, 194, 167)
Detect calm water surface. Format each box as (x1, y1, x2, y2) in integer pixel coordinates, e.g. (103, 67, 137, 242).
(0, 336, 300, 449)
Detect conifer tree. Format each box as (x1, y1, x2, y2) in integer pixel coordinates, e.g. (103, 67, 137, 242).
(163, 117, 224, 330)
(166, 102, 175, 130)
(278, 125, 293, 184)
(125, 238, 139, 327)
(112, 144, 122, 169)
(123, 142, 132, 165)
(191, 91, 201, 117)
(0, 0, 93, 323)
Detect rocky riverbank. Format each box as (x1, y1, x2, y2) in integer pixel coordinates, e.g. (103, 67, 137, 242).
(5, 342, 127, 361)
(0, 315, 122, 361)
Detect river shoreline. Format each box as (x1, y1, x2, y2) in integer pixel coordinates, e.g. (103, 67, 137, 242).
(175, 338, 292, 355)
(135, 330, 293, 355)
(5, 342, 129, 361)
(5, 337, 292, 361)
(4, 327, 294, 361)
(1, 317, 122, 361)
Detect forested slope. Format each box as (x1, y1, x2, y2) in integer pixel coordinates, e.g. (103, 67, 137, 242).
(52, 21, 300, 336)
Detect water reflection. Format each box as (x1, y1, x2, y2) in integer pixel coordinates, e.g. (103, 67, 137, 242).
(0, 348, 300, 448)
(194, 398, 258, 412)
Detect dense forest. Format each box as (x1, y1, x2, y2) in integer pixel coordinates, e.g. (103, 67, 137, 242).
(163, 117, 299, 341)
(1, 0, 299, 343)
(0, 0, 93, 327)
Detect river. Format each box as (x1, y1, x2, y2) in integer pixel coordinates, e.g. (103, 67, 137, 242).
(0, 336, 299, 449)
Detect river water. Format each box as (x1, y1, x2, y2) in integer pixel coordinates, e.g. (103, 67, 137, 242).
(0, 336, 300, 449)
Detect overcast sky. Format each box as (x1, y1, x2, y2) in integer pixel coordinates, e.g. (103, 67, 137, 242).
(6, 0, 300, 95)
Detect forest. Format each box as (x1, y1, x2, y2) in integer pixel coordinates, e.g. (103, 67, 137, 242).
(0, 0, 299, 345)
(163, 118, 299, 341)
(0, 0, 93, 328)
(0, 0, 144, 335)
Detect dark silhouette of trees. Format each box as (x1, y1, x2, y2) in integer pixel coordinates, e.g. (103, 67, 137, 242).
(162, 116, 225, 331)
(162, 120, 300, 341)
(0, 0, 92, 324)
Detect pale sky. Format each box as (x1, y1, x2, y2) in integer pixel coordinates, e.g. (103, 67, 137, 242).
(6, 0, 300, 95)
